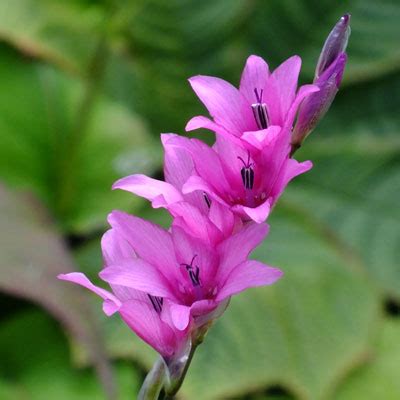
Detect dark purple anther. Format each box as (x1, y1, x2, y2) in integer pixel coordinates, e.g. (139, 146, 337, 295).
(292, 15, 350, 154)
(148, 294, 164, 313)
(251, 88, 269, 129)
(238, 154, 255, 190)
(181, 255, 201, 287)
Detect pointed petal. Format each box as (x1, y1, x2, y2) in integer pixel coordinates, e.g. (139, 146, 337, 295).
(100, 259, 176, 300)
(265, 56, 301, 123)
(167, 135, 231, 195)
(189, 75, 256, 135)
(113, 174, 183, 207)
(162, 133, 208, 212)
(217, 222, 269, 281)
(169, 201, 223, 244)
(108, 211, 176, 272)
(239, 55, 270, 104)
(58, 272, 121, 316)
(241, 125, 281, 150)
(216, 260, 283, 301)
(102, 229, 136, 266)
(119, 299, 178, 357)
(208, 200, 235, 239)
(233, 200, 272, 224)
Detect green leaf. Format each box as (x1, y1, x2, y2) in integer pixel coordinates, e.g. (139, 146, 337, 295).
(0, 309, 140, 400)
(0, 184, 115, 396)
(335, 319, 400, 400)
(177, 211, 380, 400)
(0, 47, 160, 233)
(0, 0, 105, 74)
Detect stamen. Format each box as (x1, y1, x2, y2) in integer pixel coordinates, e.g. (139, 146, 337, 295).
(252, 88, 269, 129)
(203, 192, 211, 208)
(238, 154, 255, 190)
(181, 255, 201, 287)
(148, 294, 163, 313)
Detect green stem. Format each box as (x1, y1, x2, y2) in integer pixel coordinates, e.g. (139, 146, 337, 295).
(164, 341, 200, 398)
(138, 358, 167, 400)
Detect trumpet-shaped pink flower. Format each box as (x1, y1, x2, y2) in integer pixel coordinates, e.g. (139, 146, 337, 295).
(164, 132, 312, 223)
(58, 229, 189, 359)
(97, 210, 282, 331)
(113, 134, 241, 244)
(186, 55, 319, 148)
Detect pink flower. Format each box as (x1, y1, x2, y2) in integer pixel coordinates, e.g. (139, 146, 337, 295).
(97, 210, 282, 331)
(186, 55, 319, 147)
(164, 132, 312, 224)
(58, 229, 189, 359)
(113, 134, 241, 244)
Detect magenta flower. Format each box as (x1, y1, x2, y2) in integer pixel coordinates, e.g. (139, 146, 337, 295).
(292, 14, 350, 149)
(98, 210, 282, 331)
(113, 133, 241, 244)
(58, 229, 189, 359)
(186, 55, 318, 148)
(164, 132, 312, 223)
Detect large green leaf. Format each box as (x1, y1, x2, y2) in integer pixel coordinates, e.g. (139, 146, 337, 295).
(335, 320, 400, 400)
(0, 0, 105, 74)
(0, 47, 159, 233)
(0, 185, 116, 397)
(0, 309, 140, 400)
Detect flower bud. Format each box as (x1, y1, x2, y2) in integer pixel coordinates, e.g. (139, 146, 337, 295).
(315, 14, 351, 80)
(292, 15, 350, 152)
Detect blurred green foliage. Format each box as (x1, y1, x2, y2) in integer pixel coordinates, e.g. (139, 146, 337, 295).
(0, 0, 399, 399)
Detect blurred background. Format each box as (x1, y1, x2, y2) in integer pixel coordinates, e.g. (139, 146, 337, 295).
(0, 0, 399, 399)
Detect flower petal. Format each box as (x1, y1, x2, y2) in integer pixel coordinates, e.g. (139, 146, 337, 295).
(239, 55, 270, 104)
(233, 200, 272, 224)
(100, 259, 176, 300)
(189, 75, 255, 135)
(113, 174, 183, 207)
(216, 260, 283, 301)
(119, 299, 179, 357)
(108, 211, 176, 272)
(217, 222, 269, 282)
(241, 125, 281, 150)
(57, 272, 121, 316)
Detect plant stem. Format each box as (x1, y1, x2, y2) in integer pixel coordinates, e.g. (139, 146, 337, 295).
(164, 342, 198, 398)
(138, 358, 167, 400)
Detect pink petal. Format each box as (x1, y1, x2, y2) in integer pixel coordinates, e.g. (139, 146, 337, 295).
(217, 222, 269, 282)
(271, 159, 313, 201)
(113, 174, 183, 207)
(57, 272, 121, 316)
(119, 299, 178, 357)
(167, 135, 231, 195)
(189, 75, 255, 135)
(239, 55, 270, 104)
(100, 259, 176, 300)
(233, 200, 271, 224)
(101, 229, 136, 267)
(169, 201, 223, 244)
(216, 260, 283, 301)
(182, 175, 229, 208)
(241, 125, 281, 150)
(169, 303, 191, 331)
(108, 211, 176, 273)
(208, 200, 235, 239)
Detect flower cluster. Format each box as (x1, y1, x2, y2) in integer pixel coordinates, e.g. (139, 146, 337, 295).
(59, 13, 350, 382)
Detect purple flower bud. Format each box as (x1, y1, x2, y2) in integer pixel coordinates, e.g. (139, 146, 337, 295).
(291, 15, 350, 152)
(315, 14, 351, 80)
(293, 54, 347, 148)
